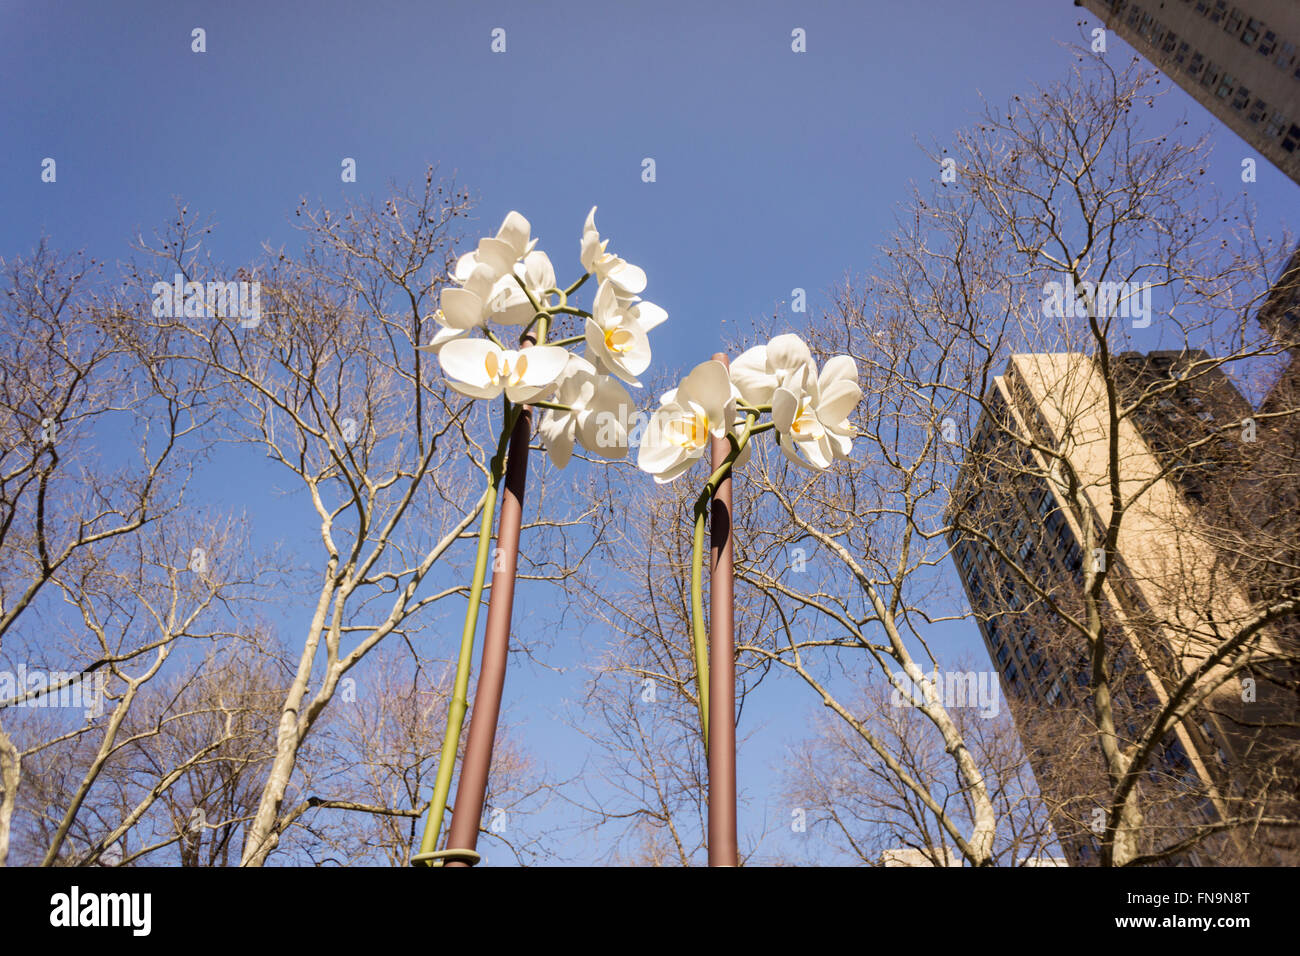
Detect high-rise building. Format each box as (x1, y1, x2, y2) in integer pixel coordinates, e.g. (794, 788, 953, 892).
(1074, 0, 1300, 184)
(948, 344, 1298, 864)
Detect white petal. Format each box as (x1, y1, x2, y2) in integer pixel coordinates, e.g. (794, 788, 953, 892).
(818, 379, 862, 425)
(553, 354, 597, 405)
(774, 434, 816, 473)
(517, 346, 570, 389)
(522, 250, 555, 293)
(584, 318, 614, 373)
(462, 262, 501, 302)
(452, 251, 480, 284)
(577, 376, 633, 457)
(577, 407, 626, 458)
(766, 334, 814, 376)
(604, 324, 651, 385)
(447, 378, 506, 401)
(580, 233, 603, 275)
(440, 288, 486, 330)
(475, 238, 518, 280)
(489, 281, 536, 324)
(771, 387, 799, 435)
(805, 433, 836, 469)
(506, 381, 559, 404)
(539, 411, 576, 469)
(637, 408, 688, 474)
(678, 360, 732, 430)
(818, 354, 858, 392)
(730, 345, 776, 406)
(496, 211, 532, 260)
(652, 453, 702, 484)
(605, 260, 647, 295)
(440, 338, 499, 389)
(827, 429, 853, 460)
(631, 300, 668, 333)
(417, 324, 470, 353)
(592, 280, 622, 326)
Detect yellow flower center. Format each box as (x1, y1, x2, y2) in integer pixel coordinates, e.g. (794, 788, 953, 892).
(791, 400, 821, 438)
(604, 327, 635, 354)
(484, 350, 527, 385)
(666, 410, 708, 450)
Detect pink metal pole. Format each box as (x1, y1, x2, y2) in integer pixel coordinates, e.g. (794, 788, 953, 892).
(708, 352, 739, 866)
(443, 330, 538, 867)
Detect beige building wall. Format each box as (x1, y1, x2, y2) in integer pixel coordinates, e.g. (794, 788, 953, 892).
(992, 351, 1291, 820)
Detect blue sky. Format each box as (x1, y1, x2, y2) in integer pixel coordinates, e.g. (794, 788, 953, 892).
(4, 0, 1298, 864)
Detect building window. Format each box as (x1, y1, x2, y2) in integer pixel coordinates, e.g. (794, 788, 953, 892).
(1284, 125, 1300, 153)
(1215, 73, 1235, 99)
(1231, 85, 1250, 111)
(1265, 111, 1286, 140)
(1276, 41, 1296, 72)
(1241, 18, 1261, 46)
(1258, 30, 1276, 57)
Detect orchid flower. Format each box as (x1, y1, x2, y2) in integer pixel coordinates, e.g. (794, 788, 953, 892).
(637, 359, 742, 483)
(580, 207, 647, 297)
(493, 250, 558, 326)
(421, 263, 513, 354)
(636, 333, 860, 749)
(452, 211, 536, 283)
(585, 280, 659, 386)
(771, 354, 861, 470)
(729, 333, 817, 408)
(438, 338, 569, 403)
(538, 355, 633, 468)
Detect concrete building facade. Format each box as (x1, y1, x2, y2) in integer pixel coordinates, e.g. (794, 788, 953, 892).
(1075, 0, 1300, 184)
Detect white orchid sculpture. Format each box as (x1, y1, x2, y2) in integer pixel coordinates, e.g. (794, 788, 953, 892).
(415, 208, 661, 858)
(635, 332, 862, 742)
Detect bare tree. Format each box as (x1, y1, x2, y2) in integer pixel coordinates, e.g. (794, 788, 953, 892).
(781, 661, 1056, 866)
(281, 648, 551, 866)
(2, 511, 268, 866)
(837, 49, 1300, 865)
(0, 240, 216, 865)
(560, 465, 781, 866)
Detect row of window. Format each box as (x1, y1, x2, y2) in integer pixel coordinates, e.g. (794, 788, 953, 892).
(1099, 0, 1300, 155)
(1182, 0, 1300, 79)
